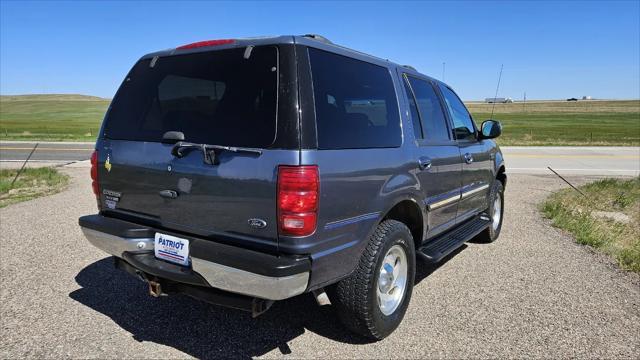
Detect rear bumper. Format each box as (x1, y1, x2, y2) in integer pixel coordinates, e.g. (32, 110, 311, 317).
(79, 215, 310, 301)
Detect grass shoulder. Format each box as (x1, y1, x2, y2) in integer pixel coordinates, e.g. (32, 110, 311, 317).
(0, 167, 70, 208)
(542, 177, 640, 272)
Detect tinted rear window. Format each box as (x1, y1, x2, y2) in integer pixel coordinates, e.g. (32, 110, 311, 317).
(406, 76, 450, 141)
(308, 48, 401, 149)
(104, 46, 278, 147)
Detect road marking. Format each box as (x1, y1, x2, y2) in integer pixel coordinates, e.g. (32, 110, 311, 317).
(0, 159, 82, 162)
(0, 141, 95, 145)
(506, 154, 638, 159)
(0, 147, 93, 151)
(502, 146, 640, 151)
(509, 167, 639, 172)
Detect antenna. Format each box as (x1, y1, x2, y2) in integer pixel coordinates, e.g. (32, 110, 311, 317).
(442, 62, 446, 81)
(489, 64, 504, 120)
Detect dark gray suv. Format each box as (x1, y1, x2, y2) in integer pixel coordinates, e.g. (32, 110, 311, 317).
(79, 34, 506, 340)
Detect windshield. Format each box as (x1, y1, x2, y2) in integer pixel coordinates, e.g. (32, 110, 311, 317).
(104, 46, 278, 147)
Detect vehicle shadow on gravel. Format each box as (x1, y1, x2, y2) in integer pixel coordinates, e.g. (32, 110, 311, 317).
(70, 251, 464, 358)
(70, 258, 369, 358)
(414, 245, 467, 285)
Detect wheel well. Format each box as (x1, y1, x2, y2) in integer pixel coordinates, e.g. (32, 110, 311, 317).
(497, 165, 506, 187)
(383, 200, 423, 250)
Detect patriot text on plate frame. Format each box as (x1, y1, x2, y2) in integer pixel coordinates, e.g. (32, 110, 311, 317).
(154, 233, 190, 266)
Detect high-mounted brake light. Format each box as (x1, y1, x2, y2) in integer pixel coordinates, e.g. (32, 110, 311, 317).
(278, 165, 319, 236)
(176, 39, 235, 50)
(90, 150, 100, 205)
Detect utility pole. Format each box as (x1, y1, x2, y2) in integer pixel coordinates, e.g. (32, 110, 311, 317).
(523, 91, 527, 112)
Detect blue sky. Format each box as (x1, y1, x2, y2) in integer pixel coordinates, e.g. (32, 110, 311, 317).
(1, 0, 639, 100)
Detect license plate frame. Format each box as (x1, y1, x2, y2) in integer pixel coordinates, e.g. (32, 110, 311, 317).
(154, 233, 190, 266)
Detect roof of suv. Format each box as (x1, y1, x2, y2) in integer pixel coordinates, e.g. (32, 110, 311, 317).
(140, 35, 438, 84)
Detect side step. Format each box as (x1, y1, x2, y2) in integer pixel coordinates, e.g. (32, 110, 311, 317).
(417, 216, 490, 263)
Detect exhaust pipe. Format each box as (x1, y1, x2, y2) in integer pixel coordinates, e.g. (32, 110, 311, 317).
(313, 288, 331, 306)
(114, 257, 276, 315)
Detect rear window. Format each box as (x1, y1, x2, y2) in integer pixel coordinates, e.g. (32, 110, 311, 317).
(104, 46, 278, 147)
(308, 48, 401, 149)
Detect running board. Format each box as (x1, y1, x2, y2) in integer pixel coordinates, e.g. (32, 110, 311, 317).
(417, 216, 491, 263)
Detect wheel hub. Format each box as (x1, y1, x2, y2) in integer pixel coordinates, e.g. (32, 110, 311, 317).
(492, 193, 502, 230)
(376, 244, 408, 316)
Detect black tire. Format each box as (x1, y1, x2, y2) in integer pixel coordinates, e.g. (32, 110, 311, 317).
(329, 220, 416, 340)
(477, 179, 504, 243)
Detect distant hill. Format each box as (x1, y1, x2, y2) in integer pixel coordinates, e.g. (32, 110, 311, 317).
(0, 94, 109, 101)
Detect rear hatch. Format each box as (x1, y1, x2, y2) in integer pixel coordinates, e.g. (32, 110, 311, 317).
(97, 44, 298, 249)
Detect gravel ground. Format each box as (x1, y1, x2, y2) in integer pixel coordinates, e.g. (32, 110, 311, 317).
(1, 166, 638, 359)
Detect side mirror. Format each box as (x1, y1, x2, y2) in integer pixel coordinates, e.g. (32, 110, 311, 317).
(480, 120, 502, 139)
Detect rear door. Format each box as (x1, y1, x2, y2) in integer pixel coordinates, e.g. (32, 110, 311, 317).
(437, 84, 493, 222)
(98, 45, 296, 247)
(402, 74, 463, 238)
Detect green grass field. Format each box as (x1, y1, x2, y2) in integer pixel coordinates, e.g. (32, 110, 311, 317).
(0, 167, 70, 208)
(467, 100, 640, 145)
(0, 94, 639, 145)
(0, 94, 109, 141)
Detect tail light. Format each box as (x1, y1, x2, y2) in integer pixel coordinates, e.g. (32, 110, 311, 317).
(90, 150, 100, 203)
(278, 165, 319, 236)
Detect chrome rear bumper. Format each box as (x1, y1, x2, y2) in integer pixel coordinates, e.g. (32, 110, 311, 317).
(81, 227, 309, 301)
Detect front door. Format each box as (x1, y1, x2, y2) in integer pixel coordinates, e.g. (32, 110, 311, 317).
(438, 84, 493, 223)
(402, 73, 463, 238)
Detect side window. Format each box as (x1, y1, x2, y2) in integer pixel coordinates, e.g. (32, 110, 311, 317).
(308, 48, 401, 149)
(403, 79, 423, 140)
(438, 84, 476, 141)
(406, 76, 450, 141)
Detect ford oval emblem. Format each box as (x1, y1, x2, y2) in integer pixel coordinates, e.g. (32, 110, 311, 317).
(248, 218, 267, 229)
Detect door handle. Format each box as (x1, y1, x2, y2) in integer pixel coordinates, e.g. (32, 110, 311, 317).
(464, 153, 474, 164)
(159, 189, 178, 199)
(418, 157, 432, 171)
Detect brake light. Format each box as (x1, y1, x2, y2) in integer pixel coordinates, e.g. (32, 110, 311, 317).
(90, 150, 100, 200)
(278, 165, 319, 236)
(176, 39, 235, 50)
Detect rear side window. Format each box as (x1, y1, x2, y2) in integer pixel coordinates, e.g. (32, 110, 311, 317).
(308, 48, 401, 149)
(405, 76, 450, 141)
(438, 84, 476, 141)
(104, 46, 278, 148)
(403, 80, 423, 140)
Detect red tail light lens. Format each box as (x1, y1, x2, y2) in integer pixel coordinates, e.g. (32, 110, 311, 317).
(278, 166, 319, 236)
(90, 150, 100, 198)
(176, 39, 235, 50)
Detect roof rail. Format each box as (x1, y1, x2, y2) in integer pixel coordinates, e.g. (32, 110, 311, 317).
(402, 65, 417, 71)
(302, 34, 333, 44)
(301, 34, 391, 65)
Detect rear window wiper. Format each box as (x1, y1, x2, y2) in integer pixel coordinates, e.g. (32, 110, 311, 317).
(171, 141, 262, 165)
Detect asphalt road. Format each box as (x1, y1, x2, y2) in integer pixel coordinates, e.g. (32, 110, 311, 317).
(504, 146, 640, 176)
(1, 166, 638, 358)
(0, 141, 94, 162)
(1, 141, 639, 175)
